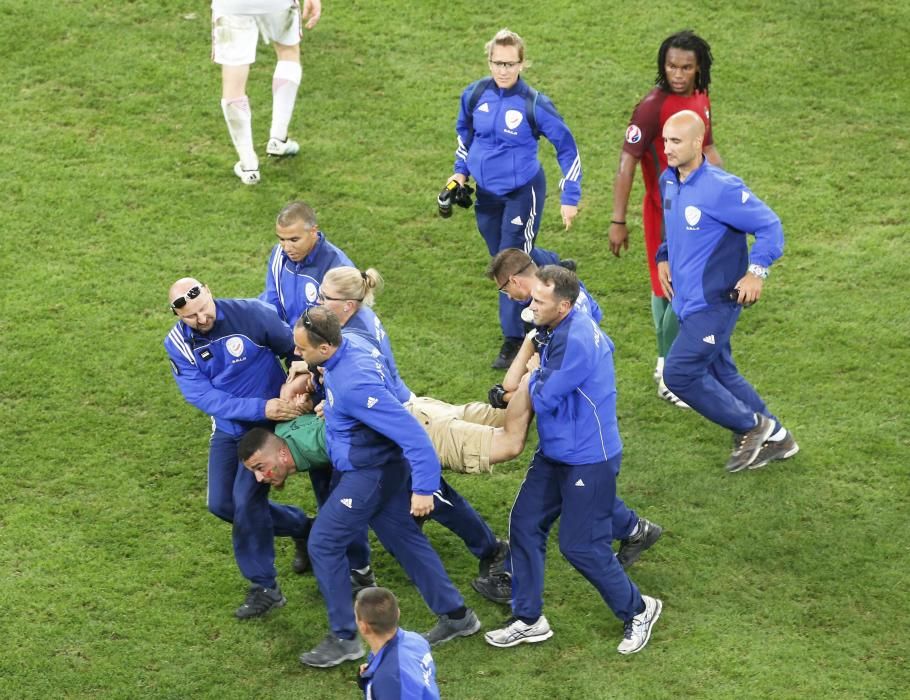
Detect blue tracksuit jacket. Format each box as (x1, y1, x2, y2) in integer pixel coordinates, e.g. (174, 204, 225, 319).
(528, 248, 602, 323)
(260, 232, 354, 327)
(529, 308, 622, 464)
(359, 629, 440, 700)
(454, 77, 581, 205)
(164, 298, 294, 437)
(342, 306, 413, 402)
(321, 337, 442, 495)
(655, 159, 784, 321)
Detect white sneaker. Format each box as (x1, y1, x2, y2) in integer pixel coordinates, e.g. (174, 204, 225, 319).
(657, 379, 689, 409)
(484, 615, 553, 648)
(233, 161, 260, 185)
(617, 595, 662, 654)
(266, 137, 300, 157)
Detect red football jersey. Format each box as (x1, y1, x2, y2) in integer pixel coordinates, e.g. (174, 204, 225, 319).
(622, 87, 713, 207)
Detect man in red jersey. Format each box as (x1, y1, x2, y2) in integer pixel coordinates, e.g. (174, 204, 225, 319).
(608, 30, 723, 407)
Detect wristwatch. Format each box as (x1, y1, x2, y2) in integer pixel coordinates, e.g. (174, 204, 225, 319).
(748, 264, 769, 279)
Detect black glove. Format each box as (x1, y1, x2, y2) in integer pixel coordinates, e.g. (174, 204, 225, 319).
(453, 182, 475, 209)
(488, 383, 508, 409)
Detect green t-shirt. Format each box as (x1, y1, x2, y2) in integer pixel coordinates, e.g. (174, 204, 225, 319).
(275, 414, 330, 472)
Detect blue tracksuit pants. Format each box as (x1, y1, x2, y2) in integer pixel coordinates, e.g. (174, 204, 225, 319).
(509, 451, 643, 622)
(475, 167, 547, 340)
(428, 477, 499, 561)
(207, 430, 313, 589)
(663, 304, 777, 433)
(308, 460, 465, 639)
(308, 468, 371, 571)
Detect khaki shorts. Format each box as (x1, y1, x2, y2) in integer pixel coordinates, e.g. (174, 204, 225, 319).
(406, 397, 506, 475)
(212, 6, 300, 66)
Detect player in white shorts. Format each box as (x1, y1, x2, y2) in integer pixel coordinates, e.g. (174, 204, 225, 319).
(211, 0, 322, 185)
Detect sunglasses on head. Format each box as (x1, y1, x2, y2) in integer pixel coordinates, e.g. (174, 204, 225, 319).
(170, 284, 204, 313)
(301, 308, 329, 344)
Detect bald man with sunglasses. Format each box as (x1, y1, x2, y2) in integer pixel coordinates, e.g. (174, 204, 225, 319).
(164, 277, 313, 619)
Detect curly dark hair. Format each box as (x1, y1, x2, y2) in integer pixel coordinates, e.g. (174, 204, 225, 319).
(656, 30, 713, 93)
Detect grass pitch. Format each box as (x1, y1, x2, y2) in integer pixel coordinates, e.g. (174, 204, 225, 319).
(1, 1, 908, 698)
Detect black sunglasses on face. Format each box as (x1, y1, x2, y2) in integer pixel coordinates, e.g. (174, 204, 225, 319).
(170, 284, 204, 311)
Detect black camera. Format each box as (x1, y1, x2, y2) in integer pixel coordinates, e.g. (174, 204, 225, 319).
(437, 180, 458, 218)
(437, 180, 475, 218)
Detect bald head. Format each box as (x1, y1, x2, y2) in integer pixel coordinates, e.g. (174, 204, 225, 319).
(168, 277, 204, 305)
(168, 277, 216, 332)
(663, 110, 706, 177)
(665, 110, 705, 139)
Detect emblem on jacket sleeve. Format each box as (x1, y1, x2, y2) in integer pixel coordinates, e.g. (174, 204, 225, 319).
(226, 336, 245, 357)
(327, 388, 334, 406)
(685, 206, 702, 227)
(505, 110, 524, 130)
(625, 125, 642, 144)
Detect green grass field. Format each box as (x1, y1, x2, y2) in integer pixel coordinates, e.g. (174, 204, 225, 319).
(2, 1, 909, 697)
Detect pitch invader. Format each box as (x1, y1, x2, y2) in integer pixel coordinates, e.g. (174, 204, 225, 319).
(211, 0, 321, 184)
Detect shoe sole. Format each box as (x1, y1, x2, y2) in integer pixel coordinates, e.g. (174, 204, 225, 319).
(749, 441, 800, 470)
(299, 649, 364, 668)
(617, 598, 662, 655)
(484, 628, 554, 648)
(267, 150, 299, 157)
(426, 617, 482, 647)
(471, 578, 511, 605)
(235, 596, 286, 620)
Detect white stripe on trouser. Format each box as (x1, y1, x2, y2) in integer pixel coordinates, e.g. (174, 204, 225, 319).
(523, 186, 537, 253)
(433, 490, 454, 507)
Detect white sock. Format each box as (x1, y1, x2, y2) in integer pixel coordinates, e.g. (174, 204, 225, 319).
(656, 357, 665, 374)
(768, 426, 787, 442)
(628, 521, 642, 539)
(270, 60, 302, 141)
(221, 96, 258, 170)
(352, 566, 370, 575)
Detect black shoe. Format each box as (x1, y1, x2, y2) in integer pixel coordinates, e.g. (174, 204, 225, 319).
(234, 585, 286, 619)
(472, 572, 512, 605)
(299, 634, 364, 668)
(350, 566, 377, 596)
(491, 338, 522, 370)
(616, 518, 662, 569)
(479, 539, 510, 578)
(558, 258, 577, 272)
(292, 536, 310, 575)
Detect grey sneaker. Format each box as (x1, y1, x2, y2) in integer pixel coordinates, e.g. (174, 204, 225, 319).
(750, 430, 799, 470)
(423, 608, 481, 647)
(299, 634, 364, 668)
(617, 595, 662, 654)
(725, 414, 775, 472)
(484, 615, 553, 648)
(350, 567, 377, 596)
(234, 585, 286, 619)
(292, 536, 310, 575)
(266, 137, 300, 157)
(471, 572, 512, 605)
(479, 539, 510, 578)
(616, 518, 663, 569)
